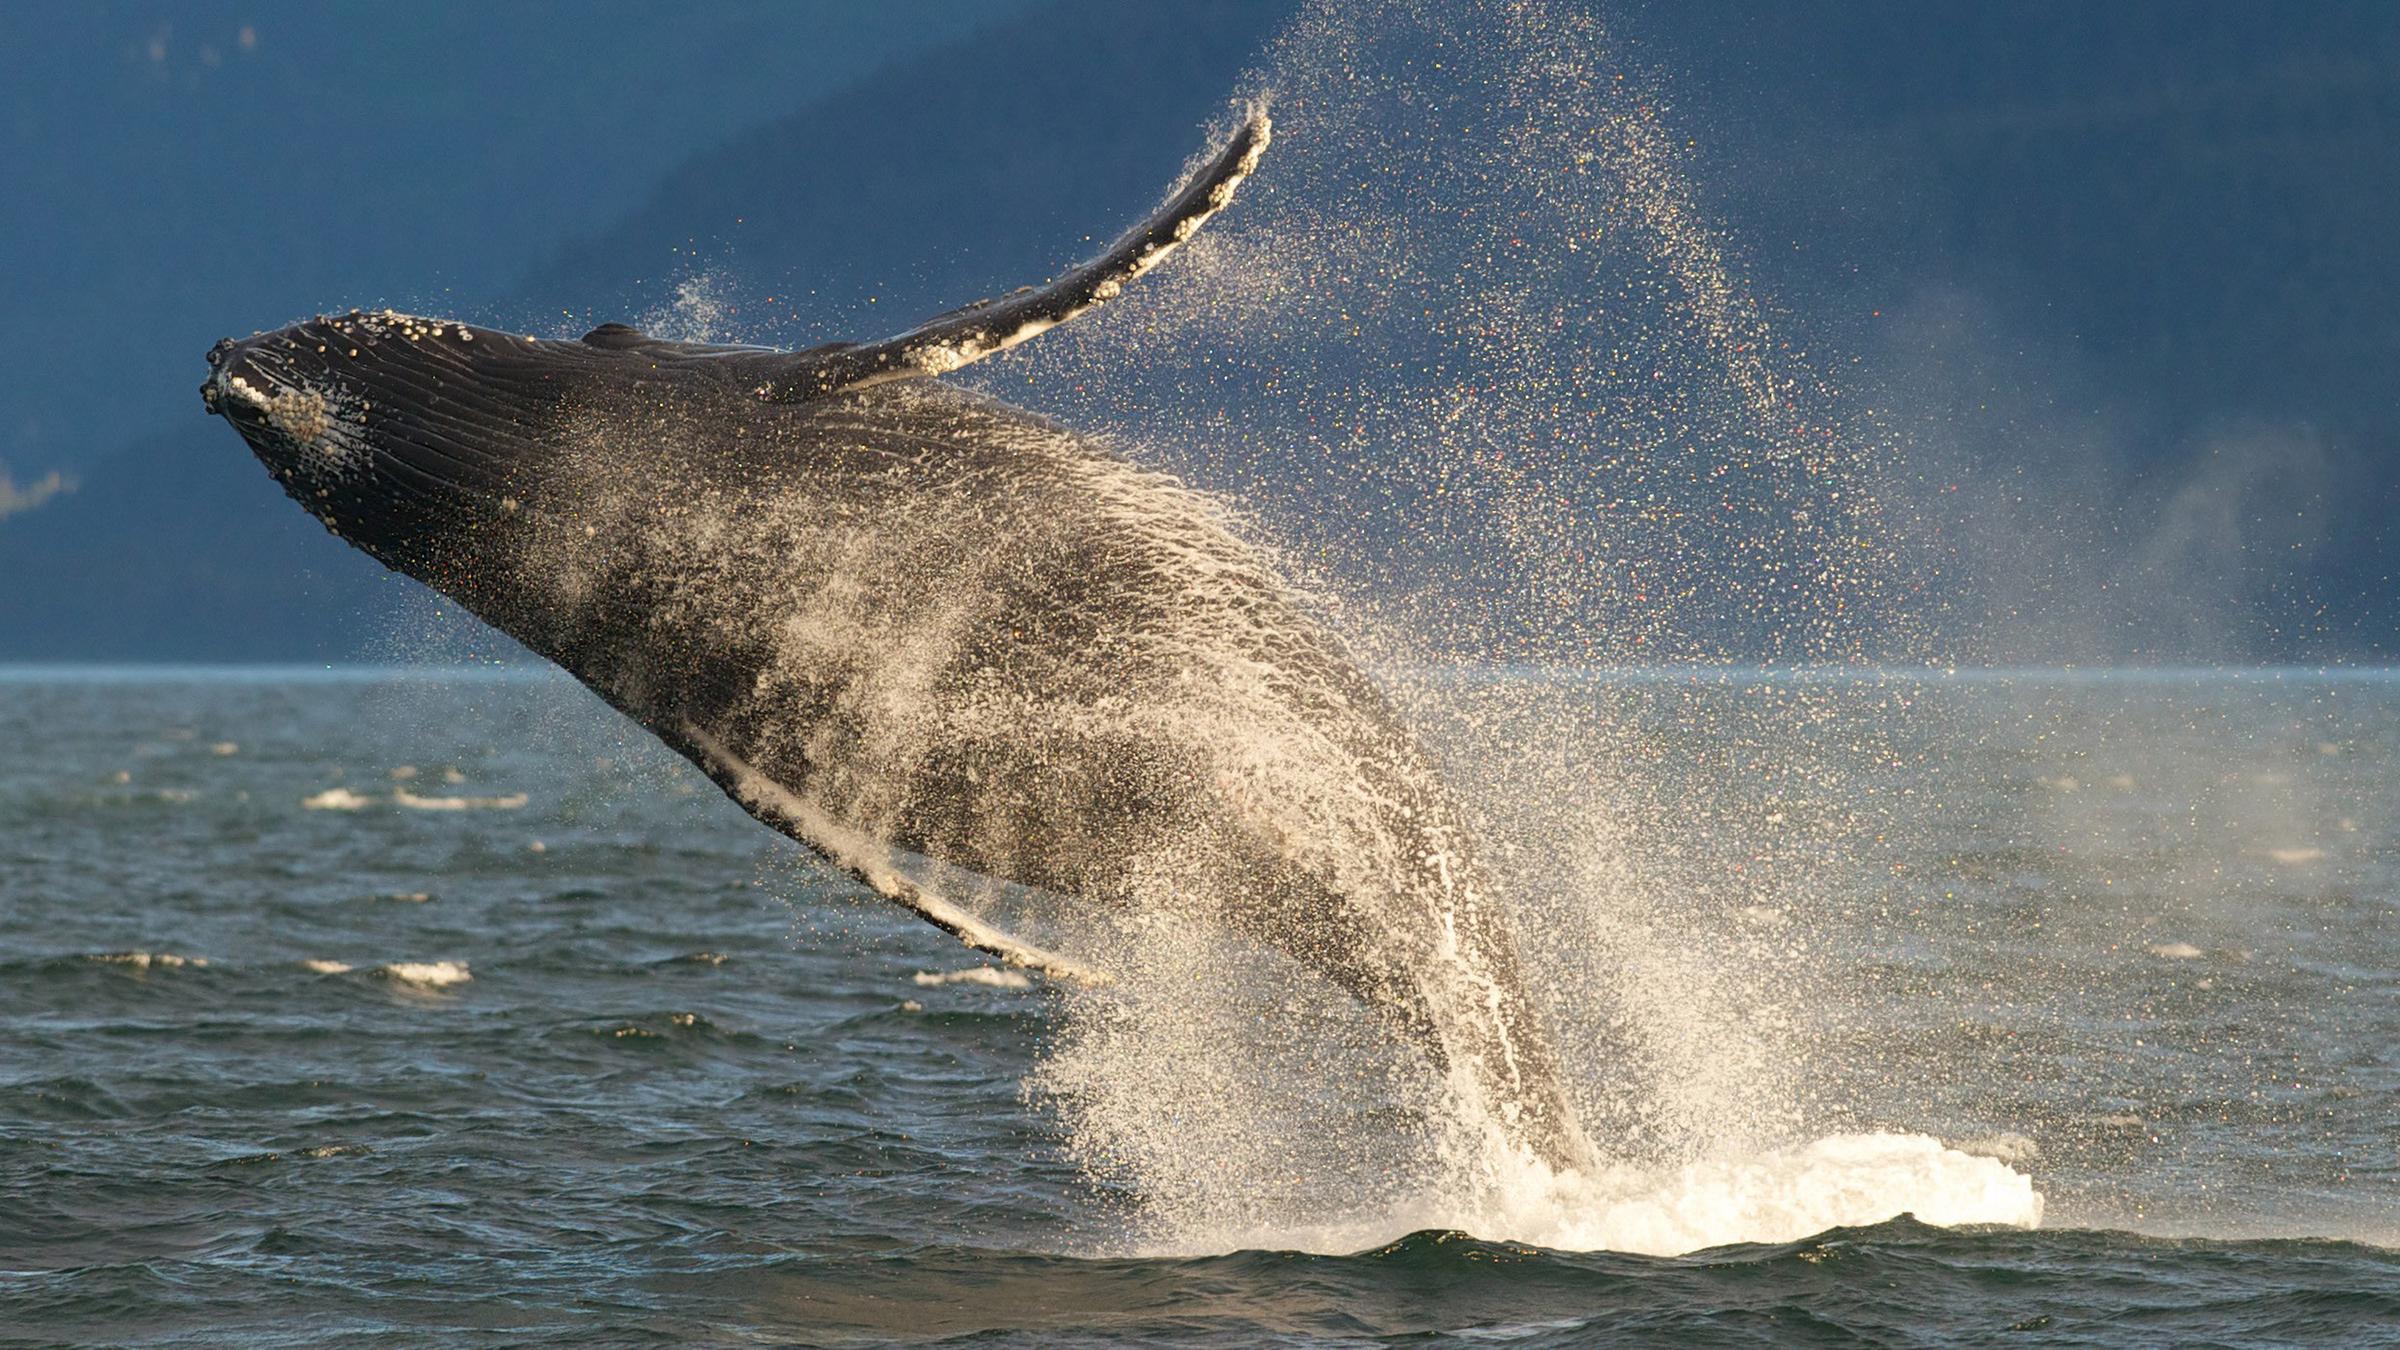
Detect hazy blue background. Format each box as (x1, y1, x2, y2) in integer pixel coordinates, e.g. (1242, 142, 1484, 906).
(2, 0, 2394, 661)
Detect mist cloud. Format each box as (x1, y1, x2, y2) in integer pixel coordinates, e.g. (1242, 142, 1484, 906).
(0, 466, 74, 521)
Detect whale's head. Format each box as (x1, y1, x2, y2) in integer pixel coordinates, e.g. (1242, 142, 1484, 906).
(202, 311, 570, 575)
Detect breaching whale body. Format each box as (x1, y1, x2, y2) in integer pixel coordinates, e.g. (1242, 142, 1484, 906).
(201, 112, 1596, 1173)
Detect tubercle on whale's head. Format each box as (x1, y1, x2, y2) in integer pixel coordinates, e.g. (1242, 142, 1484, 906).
(200, 309, 545, 573)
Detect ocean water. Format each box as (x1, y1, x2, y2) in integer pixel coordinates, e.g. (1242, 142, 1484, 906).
(2, 666, 2394, 1346)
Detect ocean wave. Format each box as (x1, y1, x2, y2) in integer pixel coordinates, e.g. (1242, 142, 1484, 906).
(216, 1143, 373, 1168)
(597, 1012, 718, 1042)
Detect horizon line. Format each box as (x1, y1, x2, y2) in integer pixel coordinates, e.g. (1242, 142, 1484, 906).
(3, 661, 2396, 685)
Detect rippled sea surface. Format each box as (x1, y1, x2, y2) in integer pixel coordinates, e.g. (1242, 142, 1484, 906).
(3, 668, 2395, 1347)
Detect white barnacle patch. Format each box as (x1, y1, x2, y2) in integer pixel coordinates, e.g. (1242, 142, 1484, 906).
(912, 314, 1065, 376)
(225, 369, 367, 478)
(352, 308, 454, 346)
(264, 385, 331, 444)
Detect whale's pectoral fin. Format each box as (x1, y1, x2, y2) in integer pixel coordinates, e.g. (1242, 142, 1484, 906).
(678, 722, 1107, 985)
(866, 865, 1109, 986)
(755, 109, 1272, 403)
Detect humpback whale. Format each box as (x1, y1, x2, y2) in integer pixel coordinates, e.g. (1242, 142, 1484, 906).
(200, 113, 1595, 1172)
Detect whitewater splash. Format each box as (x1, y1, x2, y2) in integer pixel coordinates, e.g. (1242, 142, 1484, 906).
(1512, 1133, 2042, 1257)
(1036, 904, 2046, 1255)
(983, 0, 2026, 1256)
(1134, 1132, 2041, 1259)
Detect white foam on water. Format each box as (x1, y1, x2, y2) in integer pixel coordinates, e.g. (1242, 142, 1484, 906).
(302, 787, 374, 810)
(378, 960, 471, 988)
(912, 966, 1034, 989)
(393, 788, 527, 811)
(86, 951, 208, 970)
(2148, 941, 2205, 960)
(301, 958, 354, 974)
